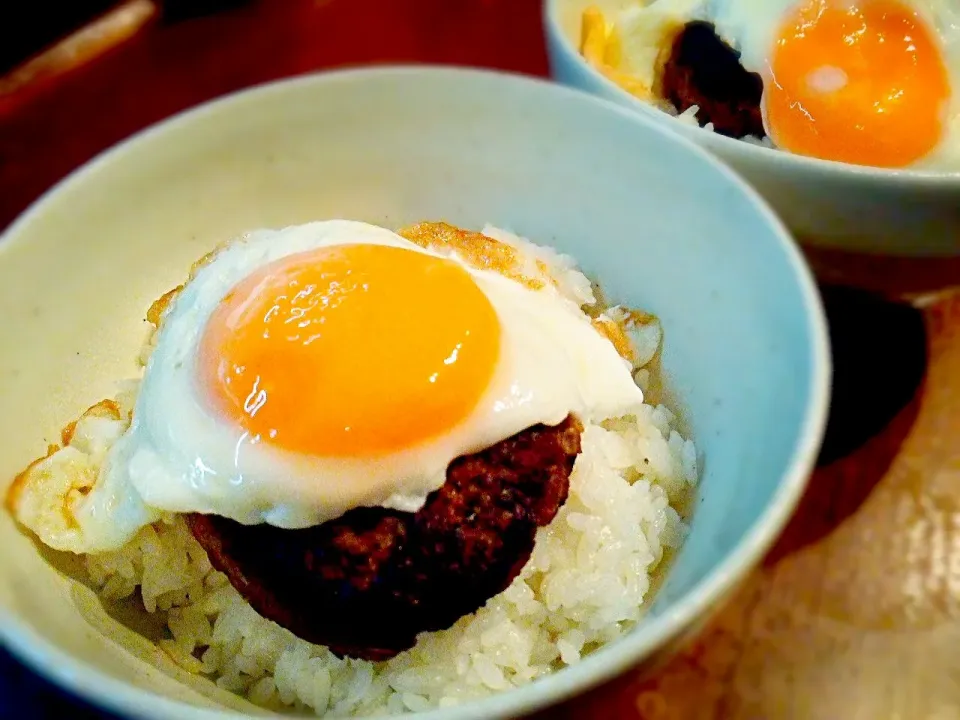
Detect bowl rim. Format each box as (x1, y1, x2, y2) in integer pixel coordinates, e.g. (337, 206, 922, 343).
(543, 0, 960, 186)
(0, 64, 832, 720)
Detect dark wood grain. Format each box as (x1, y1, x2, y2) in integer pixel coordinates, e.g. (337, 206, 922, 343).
(2, 2, 958, 718)
(0, 0, 121, 74)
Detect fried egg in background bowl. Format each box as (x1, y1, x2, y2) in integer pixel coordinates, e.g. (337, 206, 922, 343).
(0, 67, 828, 720)
(546, 0, 960, 258)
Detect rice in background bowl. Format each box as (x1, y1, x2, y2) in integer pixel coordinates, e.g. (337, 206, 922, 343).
(545, 0, 960, 257)
(0, 67, 829, 720)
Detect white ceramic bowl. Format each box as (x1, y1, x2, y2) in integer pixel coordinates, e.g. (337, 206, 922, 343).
(545, 0, 960, 257)
(0, 67, 830, 720)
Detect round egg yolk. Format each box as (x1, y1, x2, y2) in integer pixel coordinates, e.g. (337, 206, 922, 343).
(765, 0, 950, 168)
(198, 244, 502, 457)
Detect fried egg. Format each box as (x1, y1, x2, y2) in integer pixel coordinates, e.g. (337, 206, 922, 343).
(606, 0, 960, 169)
(56, 221, 645, 551)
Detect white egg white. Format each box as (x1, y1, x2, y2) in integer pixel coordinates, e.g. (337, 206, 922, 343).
(74, 220, 645, 550)
(910, 0, 960, 170)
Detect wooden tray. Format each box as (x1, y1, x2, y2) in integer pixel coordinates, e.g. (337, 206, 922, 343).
(2, 2, 958, 718)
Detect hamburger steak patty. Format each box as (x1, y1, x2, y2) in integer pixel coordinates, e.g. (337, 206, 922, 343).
(187, 415, 583, 661)
(660, 21, 766, 139)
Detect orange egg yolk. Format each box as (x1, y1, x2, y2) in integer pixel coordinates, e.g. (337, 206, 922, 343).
(765, 0, 950, 168)
(199, 244, 502, 457)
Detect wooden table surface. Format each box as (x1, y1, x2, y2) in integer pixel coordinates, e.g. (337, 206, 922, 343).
(2, 1, 959, 718)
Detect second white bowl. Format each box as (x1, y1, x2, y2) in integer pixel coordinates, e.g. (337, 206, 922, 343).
(545, 0, 960, 257)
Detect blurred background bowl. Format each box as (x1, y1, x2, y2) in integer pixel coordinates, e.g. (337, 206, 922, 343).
(0, 66, 829, 719)
(545, 0, 960, 258)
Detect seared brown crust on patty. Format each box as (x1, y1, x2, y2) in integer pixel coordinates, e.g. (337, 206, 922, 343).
(660, 21, 765, 139)
(187, 415, 583, 661)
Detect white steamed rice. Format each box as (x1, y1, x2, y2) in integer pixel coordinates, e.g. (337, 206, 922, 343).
(46, 226, 698, 716)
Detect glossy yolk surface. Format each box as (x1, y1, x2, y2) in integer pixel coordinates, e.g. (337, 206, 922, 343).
(199, 244, 501, 457)
(765, 0, 950, 167)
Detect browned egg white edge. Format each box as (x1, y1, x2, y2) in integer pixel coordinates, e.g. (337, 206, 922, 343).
(5, 399, 125, 521)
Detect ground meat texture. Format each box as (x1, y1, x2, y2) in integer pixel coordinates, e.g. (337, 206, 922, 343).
(660, 21, 765, 139)
(186, 415, 582, 661)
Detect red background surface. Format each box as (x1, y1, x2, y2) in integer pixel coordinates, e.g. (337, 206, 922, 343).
(0, 0, 549, 231)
